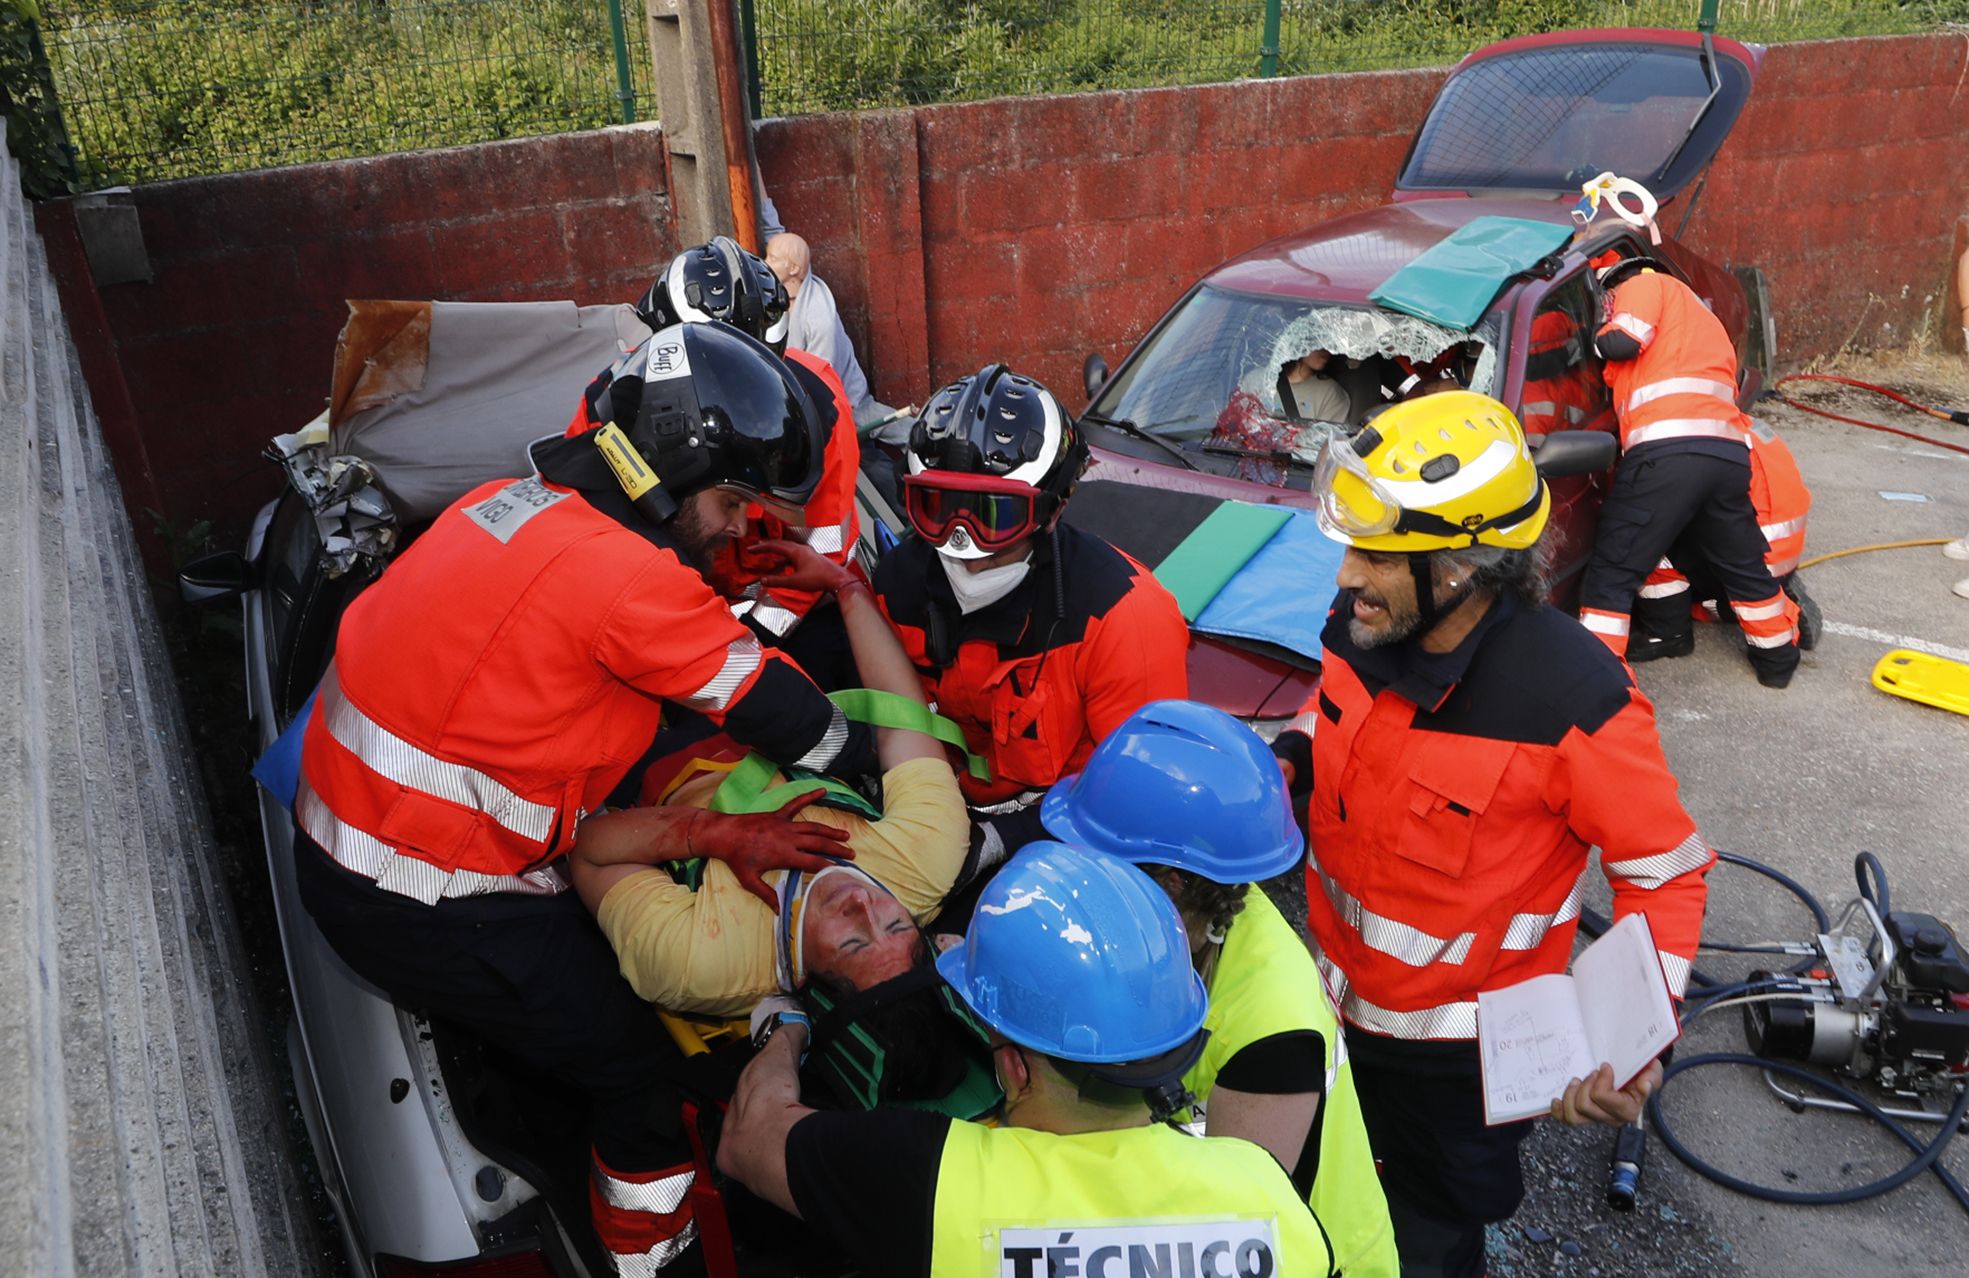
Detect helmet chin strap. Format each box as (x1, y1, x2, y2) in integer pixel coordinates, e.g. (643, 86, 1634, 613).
(1408, 552, 1442, 633)
(1407, 551, 1477, 639)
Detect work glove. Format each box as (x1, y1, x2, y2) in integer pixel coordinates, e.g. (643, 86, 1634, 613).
(687, 790, 853, 911)
(755, 537, 860, 595)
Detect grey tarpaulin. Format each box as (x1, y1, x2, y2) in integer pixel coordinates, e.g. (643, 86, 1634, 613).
(330, 300, 651, 523)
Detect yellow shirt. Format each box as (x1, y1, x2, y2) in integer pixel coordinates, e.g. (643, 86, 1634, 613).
(595, 757, 968, 1016)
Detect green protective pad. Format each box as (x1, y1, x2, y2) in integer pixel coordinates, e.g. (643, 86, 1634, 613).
(1153, 501, 1295, 621)
(1367, 216, 1574, 331)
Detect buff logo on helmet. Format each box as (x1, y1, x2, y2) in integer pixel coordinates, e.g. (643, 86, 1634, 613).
(996, 1221, 1281, 1278)
(645, 339, 691, 381)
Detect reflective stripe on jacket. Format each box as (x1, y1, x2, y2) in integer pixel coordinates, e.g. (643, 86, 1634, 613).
(873, 525, 1190, 806)
(930, 1121, 1333, 1278)
(1291, 595, 1711, 1040)
(299, 475, 830, 897)
(1598, 272, 1751, 454)
(1190, 889, 1398, 1278)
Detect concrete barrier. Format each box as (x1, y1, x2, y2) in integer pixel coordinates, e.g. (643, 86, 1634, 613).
(0, 121, 315, 1275)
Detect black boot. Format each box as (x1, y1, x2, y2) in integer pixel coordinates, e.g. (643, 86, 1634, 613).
(1627, 630, 1694, 663)
(1750, 641, 1800, 689)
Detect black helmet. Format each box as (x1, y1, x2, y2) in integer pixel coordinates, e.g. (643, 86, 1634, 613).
(635, 236, 791, 355)
(593, 323, 822, 522)
(907, 364, 1085, 507)
(1595, 252, 1670, 292)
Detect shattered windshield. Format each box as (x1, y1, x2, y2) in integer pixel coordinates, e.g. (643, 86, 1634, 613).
(1088, 286, 1500, 487)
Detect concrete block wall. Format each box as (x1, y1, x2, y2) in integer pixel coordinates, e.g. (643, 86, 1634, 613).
(38, 124, 679, 557)
(0, 122, 316, 1275)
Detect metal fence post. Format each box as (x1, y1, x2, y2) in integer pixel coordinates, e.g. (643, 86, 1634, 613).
(606, 0, 636, 124)
(1261, 0, 1282, 76)
(1697, 0, 1720, 34)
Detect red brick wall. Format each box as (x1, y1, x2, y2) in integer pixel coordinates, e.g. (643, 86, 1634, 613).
(757, 32, 1969, 407)
(1690, 34, 1969, 357)
(40, 125, 677, 553)
(45, 34, 1968, 549)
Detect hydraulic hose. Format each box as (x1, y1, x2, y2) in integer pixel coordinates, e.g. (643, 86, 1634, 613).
(1646, 1055, 1969, 1214)
(1797, 538, 1952, 571)
(1769, 373, 1969, 456)
(1580, 849, 1830, 991)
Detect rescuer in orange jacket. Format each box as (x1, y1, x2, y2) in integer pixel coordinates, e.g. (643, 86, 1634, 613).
(1274, 391, 1712, 1278)
(871, 365, 1189, 887)
(569, 237, 864, 686)
(1634, 415, 1818, 655)
(1577, 254, 1801, 685)
(295, 321, 876, 1276)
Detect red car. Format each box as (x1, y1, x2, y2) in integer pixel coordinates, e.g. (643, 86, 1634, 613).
(1059, 27, 1770, 732)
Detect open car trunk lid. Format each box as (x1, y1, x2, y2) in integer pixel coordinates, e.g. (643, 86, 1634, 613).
(1394, 27, 1762, 204)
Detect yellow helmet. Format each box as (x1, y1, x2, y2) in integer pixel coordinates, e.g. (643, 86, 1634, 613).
(1312, 390, 1549, 553)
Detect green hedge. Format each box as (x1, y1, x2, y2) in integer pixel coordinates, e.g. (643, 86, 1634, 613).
(7, 0, 1968, 188)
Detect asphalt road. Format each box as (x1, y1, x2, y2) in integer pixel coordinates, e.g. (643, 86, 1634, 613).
(1490, 356, 1969, 1278)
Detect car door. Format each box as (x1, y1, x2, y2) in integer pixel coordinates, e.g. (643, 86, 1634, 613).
(1392, 27, 1762, 205)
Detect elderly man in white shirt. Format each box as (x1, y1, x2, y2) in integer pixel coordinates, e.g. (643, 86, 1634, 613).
(766, 232, 899, 429)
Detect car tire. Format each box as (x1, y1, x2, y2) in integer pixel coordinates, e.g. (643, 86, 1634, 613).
(1785, 574, 1822, 651)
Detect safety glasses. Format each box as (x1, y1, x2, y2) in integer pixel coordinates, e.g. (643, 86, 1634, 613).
(902, 471, 1042, 556)
(1311, 430, 1405, 540)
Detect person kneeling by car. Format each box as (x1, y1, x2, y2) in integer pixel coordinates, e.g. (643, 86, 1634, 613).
(716, 841, 1337, 1278)
(293, 323, 875, 1276)
(569, 538, 981, 1112)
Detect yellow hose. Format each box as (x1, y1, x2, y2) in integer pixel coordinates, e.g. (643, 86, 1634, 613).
(1798, 538, 1952, 570)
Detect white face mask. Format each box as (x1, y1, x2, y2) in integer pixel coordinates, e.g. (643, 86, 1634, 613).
(940, 550, 1033, 614)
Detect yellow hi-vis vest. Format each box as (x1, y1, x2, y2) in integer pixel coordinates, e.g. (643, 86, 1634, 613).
(929, 1120, 1334, 1277)
(1185, 888, 1398, 1278)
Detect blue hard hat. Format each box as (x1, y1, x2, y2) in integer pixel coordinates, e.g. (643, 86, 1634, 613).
(1041, 699, 1303, 884)
(936, 842, 1207, 1070)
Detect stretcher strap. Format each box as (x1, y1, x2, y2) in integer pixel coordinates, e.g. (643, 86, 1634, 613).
(709, 689, 989, 817)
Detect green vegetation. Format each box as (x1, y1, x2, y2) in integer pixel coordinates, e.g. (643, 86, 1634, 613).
(4, 0, 1965, 188)
(34, 0, 650, 186)
(751, 0, 1969, 114)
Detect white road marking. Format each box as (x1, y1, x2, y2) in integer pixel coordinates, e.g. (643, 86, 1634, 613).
(1871, 443, 1968, 463)
(1823, 620, 1969, 664)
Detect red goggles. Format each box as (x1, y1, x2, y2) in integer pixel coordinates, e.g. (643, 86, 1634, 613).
(902, 471, 1043, 555)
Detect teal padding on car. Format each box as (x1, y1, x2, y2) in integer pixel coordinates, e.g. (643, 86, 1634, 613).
(1368, 216, 1574, 330)
(1192, 511, 1345, 663)
(1153, 501, 1294, 621)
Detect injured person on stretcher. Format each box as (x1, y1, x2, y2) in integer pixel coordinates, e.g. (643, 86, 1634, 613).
(568, 538, 972, 1021)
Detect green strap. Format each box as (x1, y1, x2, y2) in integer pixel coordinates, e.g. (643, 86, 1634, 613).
(708, 753, 877, 818)
(826, 688, 989, 782)
(708, 689, 988, 818)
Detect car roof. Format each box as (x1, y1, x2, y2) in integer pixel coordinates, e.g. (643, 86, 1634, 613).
(1201, 195, 1579, 306)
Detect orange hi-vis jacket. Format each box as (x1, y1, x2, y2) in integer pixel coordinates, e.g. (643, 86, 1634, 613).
(297, 472, 866, 905)
(1284, 592, 1711, 1040)
(872, 525, 1190, 806)
(567, 347, 861, 637)
(1518, 309, 1598, 438)
(1598, 271, 1751, 455)
(1642, 418, 1812, 603)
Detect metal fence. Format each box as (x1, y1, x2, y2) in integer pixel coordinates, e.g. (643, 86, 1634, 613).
(746, 0, 1969, 116)
(37, 0, 655, 186)
(19, 0, 1969, 187)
